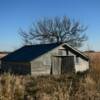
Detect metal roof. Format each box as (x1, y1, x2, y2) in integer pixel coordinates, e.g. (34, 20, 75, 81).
(1, 43, 60, 62)
(1, 43, 89, 62)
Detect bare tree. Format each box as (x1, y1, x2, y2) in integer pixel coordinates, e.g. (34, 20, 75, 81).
(19, 16, 87, 47)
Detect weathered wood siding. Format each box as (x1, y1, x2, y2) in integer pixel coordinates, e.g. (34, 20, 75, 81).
(1, 61, 31, 74)
(31, 56, 51, 75)
(51, 56, 61, 75)
(68, 51, 89, 72)
(75, 57, 89, 72)
(51, 56, 74, 75)
(30, 45, 89, 75)
(61, 56, 74, 74)
(30, 46, 66, 75)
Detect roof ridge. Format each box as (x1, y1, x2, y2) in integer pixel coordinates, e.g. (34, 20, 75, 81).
(24, 42, 62, 47)
(1, 42, 61, 62)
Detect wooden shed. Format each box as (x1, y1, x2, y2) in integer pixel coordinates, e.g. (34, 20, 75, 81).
(1, 43, 89, 75)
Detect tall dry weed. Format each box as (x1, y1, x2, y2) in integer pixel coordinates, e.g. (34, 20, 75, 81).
(0, 73, 25, 100)
(0, 72, 100, 100)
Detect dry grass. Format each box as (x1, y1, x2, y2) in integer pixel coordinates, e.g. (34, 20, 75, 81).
(0, 52, 100, 100)
(85, 52, 100, 82)
(88, 52, 100, 71)
(0, 73, 100, 100)
(0, 73, 25, 100)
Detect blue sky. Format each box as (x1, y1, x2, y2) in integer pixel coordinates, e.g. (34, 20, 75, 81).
(0, 0, 100, 51)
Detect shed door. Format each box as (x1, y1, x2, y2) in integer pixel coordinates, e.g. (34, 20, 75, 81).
(51, 56, 61, 75)
(61, 56, 74, 74)
(51, 56, 74, 75)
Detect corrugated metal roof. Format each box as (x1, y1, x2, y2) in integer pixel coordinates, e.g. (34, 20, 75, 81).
(1, 43, 60, 62)
(1, 43, 89, 62)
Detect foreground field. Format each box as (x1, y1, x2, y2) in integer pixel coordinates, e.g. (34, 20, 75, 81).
(0, 52, 100, 100)
(0, 72, 100, 100)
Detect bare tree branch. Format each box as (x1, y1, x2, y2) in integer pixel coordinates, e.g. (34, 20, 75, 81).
(19, 16, 88, 47)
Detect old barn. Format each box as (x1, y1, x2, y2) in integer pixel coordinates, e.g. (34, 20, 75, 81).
(1, 43, 89, 75)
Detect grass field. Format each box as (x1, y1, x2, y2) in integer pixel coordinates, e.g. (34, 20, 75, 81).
(0, 72, 100, 100)
(0, 52, 100, 100)
(85, 52, 100, 82)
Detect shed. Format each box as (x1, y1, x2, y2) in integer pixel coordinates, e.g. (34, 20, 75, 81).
(1, 43, 89, 75)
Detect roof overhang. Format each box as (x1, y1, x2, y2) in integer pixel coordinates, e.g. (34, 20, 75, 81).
(62, 43, 89, 61)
